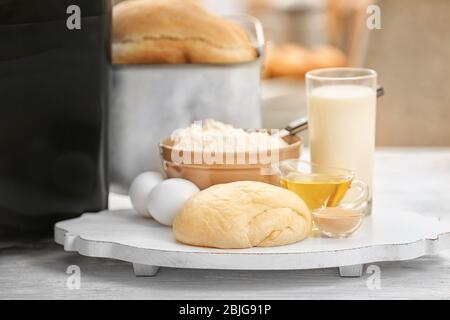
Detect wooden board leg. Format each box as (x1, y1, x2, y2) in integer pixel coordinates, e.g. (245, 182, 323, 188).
(339, 264, 363, 277)
(133, 263, 160, 277)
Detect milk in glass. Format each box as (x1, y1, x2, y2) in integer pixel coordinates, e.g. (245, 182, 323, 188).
(308, 85, 376, 197)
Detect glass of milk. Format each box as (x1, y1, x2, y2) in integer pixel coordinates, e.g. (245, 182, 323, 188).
(306, 68, 377, 215)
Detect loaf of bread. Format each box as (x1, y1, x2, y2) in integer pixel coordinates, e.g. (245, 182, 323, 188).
(264, 43, 310, 78)
(263, 43, 347, 78)
(112, 0, 257, 64)
(308, 45, 347, 70)
(173, 181, 312, 248)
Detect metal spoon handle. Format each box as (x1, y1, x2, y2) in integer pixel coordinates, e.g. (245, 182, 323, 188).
(376, 85, 384, 98)
(284, 117, 309, 136)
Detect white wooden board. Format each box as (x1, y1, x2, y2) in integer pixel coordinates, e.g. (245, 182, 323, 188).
(54, 209, 450, 278)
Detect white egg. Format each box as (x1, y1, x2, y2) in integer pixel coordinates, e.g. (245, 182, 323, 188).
(147, 178, 199, 226)
(129, 171, 164, 217)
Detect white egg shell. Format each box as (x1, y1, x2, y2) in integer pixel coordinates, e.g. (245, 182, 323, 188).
(147, 178, 200, 226)
(129, 171, 164, 217)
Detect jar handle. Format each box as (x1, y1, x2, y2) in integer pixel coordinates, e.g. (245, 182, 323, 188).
(339, 179, 369, 210)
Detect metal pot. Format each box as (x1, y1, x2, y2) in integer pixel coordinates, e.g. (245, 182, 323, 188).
(109, 15, 265, 193)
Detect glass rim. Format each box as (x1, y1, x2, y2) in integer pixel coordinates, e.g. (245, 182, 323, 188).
(272, 159, 355, 181)
(305, 67, 377, 82)
(311, 209, 364, 218)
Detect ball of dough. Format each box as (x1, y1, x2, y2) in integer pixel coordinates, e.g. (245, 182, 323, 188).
(173, 181, 312, 248)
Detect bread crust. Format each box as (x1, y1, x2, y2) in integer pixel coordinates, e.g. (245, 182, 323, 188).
(264, 43, 310, 78)
(263, 44, 347, 78)
(173, 181, 312, 249)
(112, 0, 257, 64)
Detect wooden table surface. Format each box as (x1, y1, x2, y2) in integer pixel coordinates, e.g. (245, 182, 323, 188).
(1, 148, 450, 300)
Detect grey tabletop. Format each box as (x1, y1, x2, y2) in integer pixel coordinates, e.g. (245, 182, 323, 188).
(1, 148, 450, 300)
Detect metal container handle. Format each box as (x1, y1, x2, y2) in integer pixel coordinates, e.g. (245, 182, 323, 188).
(224, 14, 266, 54)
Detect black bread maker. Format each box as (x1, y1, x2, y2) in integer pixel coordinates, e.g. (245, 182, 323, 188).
(0, 0, 111, 237)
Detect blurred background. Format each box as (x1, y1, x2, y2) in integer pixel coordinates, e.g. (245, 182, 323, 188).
(114, 0, 450, 146)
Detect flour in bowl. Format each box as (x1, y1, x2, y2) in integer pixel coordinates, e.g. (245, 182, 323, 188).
(170, 119, 287, 153)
